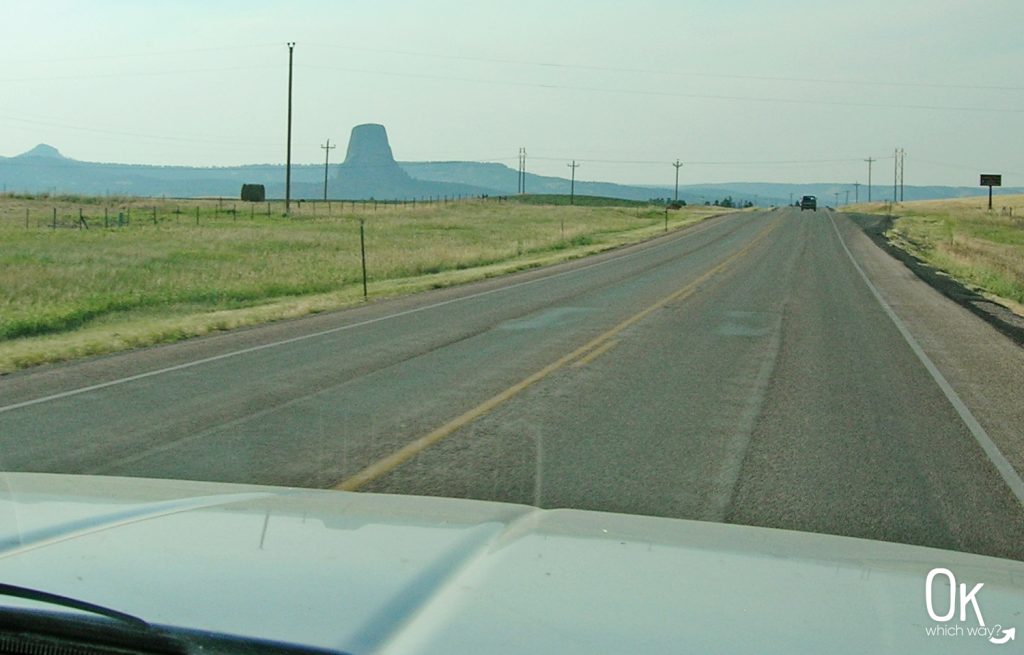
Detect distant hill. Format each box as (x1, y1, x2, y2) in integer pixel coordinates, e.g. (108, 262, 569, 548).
(1, 142, 1019, 205)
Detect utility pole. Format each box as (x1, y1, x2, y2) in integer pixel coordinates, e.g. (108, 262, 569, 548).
(854, 182, 860, 203)
(567, 160, 580, 205)
(321, 138, 335, 201)
(518, 147, 527, 194)
(517, 148, 521, 194)
(893, 148, 899, 203)
(834, 192, 839, 208)
(864, 157, 875, 202)
(897, 148, 905, 202)
(845, 190, 850, 205)
(673, 159, 683, 203)
(285, 42, 295, 215)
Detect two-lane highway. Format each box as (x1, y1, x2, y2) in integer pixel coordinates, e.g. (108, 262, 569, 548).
(3, 207, 1024, 560)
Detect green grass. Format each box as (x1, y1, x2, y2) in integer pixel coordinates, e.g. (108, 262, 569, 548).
(852, 196, 1024, 309)
(0, 195, 723, 372)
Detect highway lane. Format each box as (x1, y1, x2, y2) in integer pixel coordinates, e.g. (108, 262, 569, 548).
(2, 207, 1024, 560)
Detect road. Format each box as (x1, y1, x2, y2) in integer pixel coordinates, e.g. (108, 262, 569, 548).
(3, 207, 1024, 560)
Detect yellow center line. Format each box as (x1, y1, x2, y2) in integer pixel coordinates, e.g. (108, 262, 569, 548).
(333, 218, 779, 492)
(571, 339, 620, 368)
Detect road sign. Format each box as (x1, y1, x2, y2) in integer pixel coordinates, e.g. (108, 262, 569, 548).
(980, 174, 1002, 210)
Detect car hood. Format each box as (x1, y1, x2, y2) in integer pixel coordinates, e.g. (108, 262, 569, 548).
(0, 473, 1022, 654)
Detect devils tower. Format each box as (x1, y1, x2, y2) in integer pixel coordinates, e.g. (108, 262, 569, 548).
(333, 123, 417, 198)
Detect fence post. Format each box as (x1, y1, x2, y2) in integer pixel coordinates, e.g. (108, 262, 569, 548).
(52, 207, 56, 230)
(104, 207, 109, 228)
(359, 218, 368, 300)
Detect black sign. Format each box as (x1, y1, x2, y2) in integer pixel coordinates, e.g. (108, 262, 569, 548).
(980, 174, 1002, 187)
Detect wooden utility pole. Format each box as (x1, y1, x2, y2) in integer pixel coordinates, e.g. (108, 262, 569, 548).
(567, 160, 580, 205)
(673, 160, 683, 203)
(864, 157, 875, 202)
(321, 138, 335, 201)
(285, 42, 295, 214)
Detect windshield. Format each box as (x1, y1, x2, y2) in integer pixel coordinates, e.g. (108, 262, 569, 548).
(2, 1, 1023, 652)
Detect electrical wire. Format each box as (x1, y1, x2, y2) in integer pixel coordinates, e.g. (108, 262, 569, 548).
(297, 63, 1024, 115)
(305, 42, 1024, 94)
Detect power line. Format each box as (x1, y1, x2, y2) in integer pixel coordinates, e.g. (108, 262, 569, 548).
(0, 113, 280, 147)
(304, 43, 1024, 93)
(298, 63, 1024, 115)
(0, 64, 280, 85)
(0, 43, 279, 66)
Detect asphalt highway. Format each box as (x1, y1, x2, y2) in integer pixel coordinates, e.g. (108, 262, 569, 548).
(3, 207, 1024, 560)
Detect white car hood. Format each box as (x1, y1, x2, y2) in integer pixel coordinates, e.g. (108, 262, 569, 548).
(0, 473, 1021, 654)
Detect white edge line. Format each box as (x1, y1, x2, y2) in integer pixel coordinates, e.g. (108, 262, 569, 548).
(827, 210, 1024, 506)
(0, 214, 731, 414)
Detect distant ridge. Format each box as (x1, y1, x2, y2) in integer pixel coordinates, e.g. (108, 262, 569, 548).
(0, 138, 1020, 203)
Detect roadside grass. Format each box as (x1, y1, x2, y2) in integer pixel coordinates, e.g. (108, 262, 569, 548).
(850, 195, 1024, 311)
(0, 195, 722, 372)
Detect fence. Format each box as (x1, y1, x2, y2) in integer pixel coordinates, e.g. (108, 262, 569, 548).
(0, 194, 512, 230)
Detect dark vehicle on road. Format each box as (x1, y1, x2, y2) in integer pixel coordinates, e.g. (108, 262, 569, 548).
(800, 195, 817, 211)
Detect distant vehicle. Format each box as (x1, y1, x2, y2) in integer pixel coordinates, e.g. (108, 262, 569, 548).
(800, 195, 817, 211)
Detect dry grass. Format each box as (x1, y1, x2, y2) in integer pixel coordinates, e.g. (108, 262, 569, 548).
(0, 195, 722, 372)
(851, 195, 1024, 312)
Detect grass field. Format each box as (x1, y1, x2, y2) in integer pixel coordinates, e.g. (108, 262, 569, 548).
(852, 195, 1024, 312)
(0, 194, 724, 372)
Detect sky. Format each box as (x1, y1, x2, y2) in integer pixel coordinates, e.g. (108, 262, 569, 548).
(1, 0, 1021, 187)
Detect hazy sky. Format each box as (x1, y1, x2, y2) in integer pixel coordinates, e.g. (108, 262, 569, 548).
(2, 0, 1021, 187)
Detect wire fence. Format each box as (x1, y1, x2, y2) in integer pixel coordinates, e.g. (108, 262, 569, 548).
(0, 194, 513, 230)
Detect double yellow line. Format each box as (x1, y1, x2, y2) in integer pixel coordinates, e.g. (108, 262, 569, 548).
(334, 218, 778, 492)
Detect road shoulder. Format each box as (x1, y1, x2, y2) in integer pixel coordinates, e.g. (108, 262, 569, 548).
(845, 212, 1024, 345)
(835, 211, 1024, 478)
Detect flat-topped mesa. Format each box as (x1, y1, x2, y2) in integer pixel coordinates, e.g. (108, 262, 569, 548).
(334, 124, 415, 197)
(342, 124, 398, 169)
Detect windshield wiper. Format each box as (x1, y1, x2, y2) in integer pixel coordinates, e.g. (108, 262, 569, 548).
(0, 582, 346, 655)
(0, 582, 149, 629)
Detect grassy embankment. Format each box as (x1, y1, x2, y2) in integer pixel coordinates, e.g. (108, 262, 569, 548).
(0, 194, 723, 372)
(852, 195, 1024, 313)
